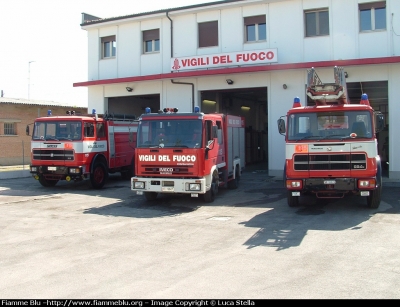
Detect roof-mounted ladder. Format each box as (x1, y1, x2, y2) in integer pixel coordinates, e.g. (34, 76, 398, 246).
(306, 66, 349, 105)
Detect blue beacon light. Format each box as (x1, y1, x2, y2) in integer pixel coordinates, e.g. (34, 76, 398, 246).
(194, 106, 200, 113)
(360, 93, 370, 106)
(47, 110, 52, 116)
(145, 107, 151, 114)
(292, 97, 302, 108)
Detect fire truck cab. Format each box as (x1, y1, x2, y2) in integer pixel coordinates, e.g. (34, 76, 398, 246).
(131, 106, 245, 202)
(29, 109, 138, 189)
(277, 67, 385, 208)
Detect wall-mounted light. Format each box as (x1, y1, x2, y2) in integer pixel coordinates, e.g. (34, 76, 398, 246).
(226, 79, 234, 85)
(241, 106, 250, 111)
(344, 72, 348, 78)
(283, 84, 288, 89)
(203, 99, 217, 104)
(126, 86, 133, 92)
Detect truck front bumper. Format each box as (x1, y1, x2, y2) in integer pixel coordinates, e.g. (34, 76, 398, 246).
(287, 177, 377, 197)
(131, 177, 207, 195)
(30, 165, 86, 181)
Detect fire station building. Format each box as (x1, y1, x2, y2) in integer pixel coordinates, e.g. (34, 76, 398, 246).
(74, 0, 400, 179)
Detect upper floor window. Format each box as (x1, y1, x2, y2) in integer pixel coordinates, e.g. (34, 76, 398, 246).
(199, 21, 218, 48)
(305, 9, 329, 37)
(143, 29, 160, 53)
(359, 1, 386, 32)
(101, 35, 116, 58)
(244, 15, 266, 42)
(4, 122, 16, 135)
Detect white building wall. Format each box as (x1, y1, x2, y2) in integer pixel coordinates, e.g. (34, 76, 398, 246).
(85, 0, 400, 80)
(117, 23, 141, 78)
(388, 64, 400, 177)
(268, 1, 303, 62)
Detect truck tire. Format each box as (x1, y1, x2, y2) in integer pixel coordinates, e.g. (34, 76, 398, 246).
(287, 190, 299, 207)
(203, 173, 219, 203)
(228, 167, 240, 189)
(367, 187, 381, 209)
(38, 176, 59, 187)
(202, 184, 215, 203)
(367, 174, 382, 209)
(144, 192, 158, 201)
(367, 163, 383, 209)
(90, 162, 107, 189)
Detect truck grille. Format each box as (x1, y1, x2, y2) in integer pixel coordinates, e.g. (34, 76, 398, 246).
(294, 154, 366, 171)
(141, 164, 193, 176)
(32, 149, 75, 161)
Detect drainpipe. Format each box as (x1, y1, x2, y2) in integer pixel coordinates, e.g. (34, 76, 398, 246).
(171, 80, 195, 110)
(166, 11, 173, 57)
(167, 12, 195, 110)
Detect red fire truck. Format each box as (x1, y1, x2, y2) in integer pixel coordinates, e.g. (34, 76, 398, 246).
(131, 106, 245, 202)
(29, 109, 138, 189)
(277, 66, 385, 208)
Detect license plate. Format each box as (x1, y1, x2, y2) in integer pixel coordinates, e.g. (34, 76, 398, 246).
(48, 166, 57, 171)
(191, 193, 199, 197)
(136, 191, 143, 195)
(360, 191, 370, 196)
(324, 180, 336, 184)
(292, 191, 300, 196)
(162, 187, 174, 192)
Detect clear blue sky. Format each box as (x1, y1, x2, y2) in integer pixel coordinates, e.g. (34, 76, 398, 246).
(0, 0, 216, 107)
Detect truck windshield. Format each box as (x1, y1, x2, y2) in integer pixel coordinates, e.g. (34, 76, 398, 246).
(137, 119, 202, 148)
(287, 110, 373, 141)
(32, 121, 82, 141)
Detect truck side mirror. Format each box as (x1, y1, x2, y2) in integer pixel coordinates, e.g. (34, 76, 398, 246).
(374, 112, 384, 133)
(277, 118, 286, 134)
(26, 125, 30, 136)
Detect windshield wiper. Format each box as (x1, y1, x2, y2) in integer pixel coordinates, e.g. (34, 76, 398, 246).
(45, 137, 59, 141)
(296, 135, 321, 141)
(319, 134, 351, 141)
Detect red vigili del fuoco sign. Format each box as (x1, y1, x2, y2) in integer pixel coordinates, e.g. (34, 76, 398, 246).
(171, 49, 278, 71)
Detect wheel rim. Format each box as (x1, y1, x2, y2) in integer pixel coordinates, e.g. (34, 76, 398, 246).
(94, 166, 104, 184)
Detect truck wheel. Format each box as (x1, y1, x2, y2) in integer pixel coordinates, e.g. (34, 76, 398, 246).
(144, 192, 158, 201)
(228, 168, 240, 189)
(367, 182, 382, 209)
(90, 162, 107, 189)
(38, 176, 58, 187)
(287, 190, 299, 207)
(367, 187, 381, 209)
(202, 184, 215, 203)
(367, 164, 383, 209)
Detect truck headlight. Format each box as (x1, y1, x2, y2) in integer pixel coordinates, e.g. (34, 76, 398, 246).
(69, 168, 81, 174)
(134, 181, 145, 189)
(188, 183, 201, 191)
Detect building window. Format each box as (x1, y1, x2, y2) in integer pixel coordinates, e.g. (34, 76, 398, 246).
(4, 122, 16, 135)
(244, 15, 266, 42)
(143, 29, 160, 53)
(359, 1, 386, 32)
(199, 21, 218, 48)
(305, 9, 329, 37)
(101, 35, 116, 58)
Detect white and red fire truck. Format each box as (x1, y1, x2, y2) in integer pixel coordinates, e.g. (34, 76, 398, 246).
(131, 106, 245, 202)
(29, 109, 138, 189)
(277, 66, 385, 208)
